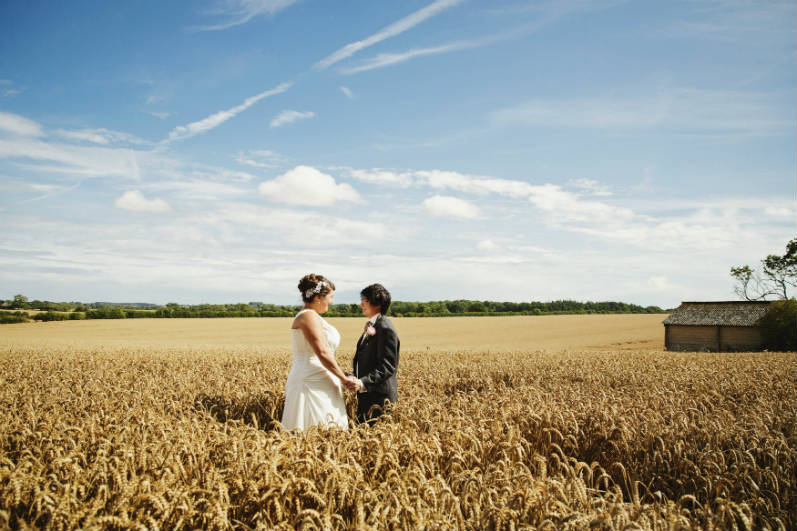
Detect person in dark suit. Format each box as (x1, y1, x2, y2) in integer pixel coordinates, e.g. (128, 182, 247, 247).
(345, 283, 399, 425)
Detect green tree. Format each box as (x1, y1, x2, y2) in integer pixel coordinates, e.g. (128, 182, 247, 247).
(731, 238, 797, 300)
(758, 299, 797, 351)
(12, 294, 29, 309)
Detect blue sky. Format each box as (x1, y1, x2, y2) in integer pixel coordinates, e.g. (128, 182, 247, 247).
(0, 0, 794, 308)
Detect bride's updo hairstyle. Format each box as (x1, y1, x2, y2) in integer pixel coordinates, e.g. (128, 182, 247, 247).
(298, 273, 335, 303)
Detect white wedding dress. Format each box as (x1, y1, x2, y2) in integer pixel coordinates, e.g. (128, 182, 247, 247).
(281, 309, 348, 431)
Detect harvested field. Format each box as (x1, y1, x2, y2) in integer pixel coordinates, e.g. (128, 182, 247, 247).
(0, 316, 794, 530)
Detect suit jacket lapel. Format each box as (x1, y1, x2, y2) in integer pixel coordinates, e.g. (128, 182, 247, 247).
(358, 315, 381, 351)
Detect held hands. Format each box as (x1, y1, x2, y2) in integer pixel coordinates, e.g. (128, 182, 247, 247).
(343, 373, 363, 393)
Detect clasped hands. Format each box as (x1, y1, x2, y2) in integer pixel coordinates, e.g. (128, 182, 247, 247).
(343, 373, 363, 392)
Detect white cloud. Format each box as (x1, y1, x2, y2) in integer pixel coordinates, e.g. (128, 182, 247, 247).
(490, 88, 791, 135)
(313, 0, 464, 70)
(656, 0, 795, 43)
(55, 129, 110, 144)
(0, 79, 23, 98)
(342, 40, 481, 75)
(235, 149, 282, 168)
(0, 137, 142, 179)
(568, 178, 612, 196)
(167, 82, 292, 142)
(0, 112, 44, 137)
(476, 239, 499, 252)
(114, 190, 171, 212)
(258, 165, 361, 206)
(208, 203, 386, 245)
(196, 0, 302, 31)
(764, 205, 794, 218)
(269, 109, 315, 128)
(145, 111, 172, 120)
(624, 275, 688, 300)
(422, 195, 481, 219)
(347, 168, 413, 188)
(340, 86, 356, 99)
(237, 157, 272, 169)
(415, 169, 536, 198)
(527, 184, 635, 224)
(402, 167, 761, 251)
(54, 128, 150, 146)
(144, 180, 249, 201)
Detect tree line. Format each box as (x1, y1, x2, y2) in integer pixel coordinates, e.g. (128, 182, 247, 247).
(1, 295, 665, 323)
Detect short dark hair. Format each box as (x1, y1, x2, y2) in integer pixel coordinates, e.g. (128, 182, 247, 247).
(361, 283, 391, 315)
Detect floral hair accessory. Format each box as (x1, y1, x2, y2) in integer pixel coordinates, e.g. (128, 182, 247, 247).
(305, 280, 327, 298)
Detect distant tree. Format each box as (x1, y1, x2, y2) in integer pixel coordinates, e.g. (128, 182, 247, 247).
(445, 300, 465, 313)
(12, 294, 29, 309)
(0, 311, 28, 324)
(467, 301, 488, 313)
(731, 238, 797, 300)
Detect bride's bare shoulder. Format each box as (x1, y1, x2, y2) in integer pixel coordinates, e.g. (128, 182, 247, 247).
(292, 309, 317, 329)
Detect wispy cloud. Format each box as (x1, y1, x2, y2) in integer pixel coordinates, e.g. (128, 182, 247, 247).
(145, 111, 172, 120)
(235, 149, 282, 168)
(655, 0, 795, 43)
(195, 0, 302, 31)
(114, 190, 171, 212)
(568, 178, 612, 196)
(341, 39, 481, 74)
(340, 86, 356, 100)
(166, 82, 292, 142)
(0, 137, 142, 179)
(313, 0, 464, 70)
(0, 111, 44, 137)
(206, 203, 386, 246)
(338, 3, 639, 84)
(490, 88, 792, 135)
(0, 79, 23, 98)
(54, 128, 150, 146)
(143, 180, 249, 201)
(269, 109, 315, 128)
(345, 167, 413, 188)
(351, 166, 784, 253)
(415, 169, 537, 198)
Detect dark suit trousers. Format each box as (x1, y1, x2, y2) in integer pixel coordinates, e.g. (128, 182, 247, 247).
(356, 392, 393, 425)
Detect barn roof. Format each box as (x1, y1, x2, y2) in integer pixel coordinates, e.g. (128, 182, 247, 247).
(663, 301, 771, 327)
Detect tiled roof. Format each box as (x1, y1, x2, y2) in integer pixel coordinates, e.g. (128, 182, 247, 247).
(663, 301, 771, 326)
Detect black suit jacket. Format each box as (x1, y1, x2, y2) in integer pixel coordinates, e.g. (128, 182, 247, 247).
(353, 315, 399, 402)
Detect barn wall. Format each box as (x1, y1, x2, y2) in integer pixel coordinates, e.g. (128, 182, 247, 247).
(720, 326, 762, 351)
(666, 325, 763, 352)
(667, 325, 718, 351)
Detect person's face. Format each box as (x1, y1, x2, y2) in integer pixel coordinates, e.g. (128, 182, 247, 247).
(316, 291, 334, 313)
(360, 297, 380, 318)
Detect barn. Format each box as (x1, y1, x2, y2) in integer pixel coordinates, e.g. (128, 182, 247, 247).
(663, 301, 771, 352)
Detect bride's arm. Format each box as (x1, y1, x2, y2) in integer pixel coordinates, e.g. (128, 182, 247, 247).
(296, 312, 354, 384)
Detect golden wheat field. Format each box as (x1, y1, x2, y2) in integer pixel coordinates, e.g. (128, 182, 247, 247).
(0, 316, 794, 530)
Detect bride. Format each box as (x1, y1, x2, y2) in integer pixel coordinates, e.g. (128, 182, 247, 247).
(281, 274, 358, 431)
